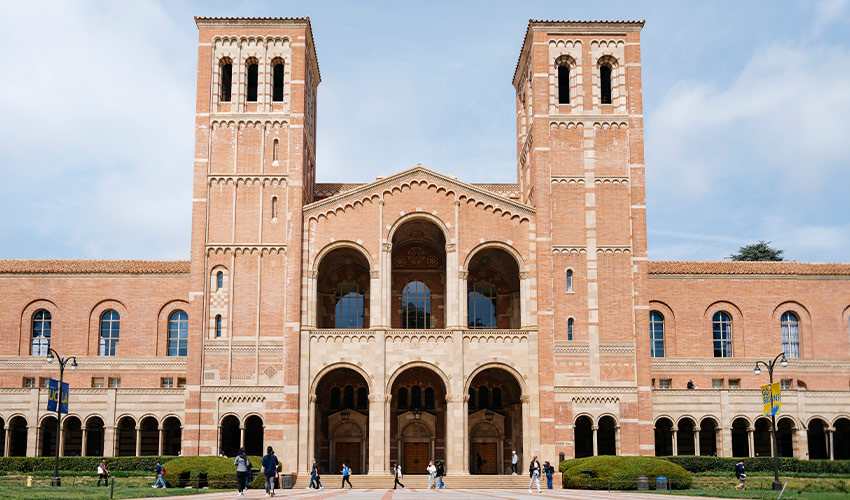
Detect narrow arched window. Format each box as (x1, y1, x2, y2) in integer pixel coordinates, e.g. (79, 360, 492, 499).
(781, 312, 800, 359)
(246, 62, 258, 102)
(272, 138, 280, 162)
(492, 387, 503, 409)
(216, 271, 224, 290)
(398, 387, 409, 409)
(478, 386, 490, 409)
(558, 65, 570, 104)
(357, 387, 368, 409)
(271, 196, 278, 220)
(330, 387, 341, 409)
(99, 310, 120, 356)
(567, 317, 574, 340)
(468, 281, 497, 329)
(220, 62, 232, 102)
(334, 281, 364, 328)
(272, 63, 284, 101)
(168, 310, 188, 357)
(650, 311, 665, 358)
(424, 387, 435, 409)
(402, 281, 431, 329)
(712, 311, 733, 358)
(411, 385, 422, 409)
(566, 269, 573, 292)
(31, 310, 51, 356)
(343, 385, 354, 408)
(600, 64, 612, 104)
(215, 314, 222, 338)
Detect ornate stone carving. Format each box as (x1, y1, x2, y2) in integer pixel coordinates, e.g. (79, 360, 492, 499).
(369, 270, 380, 279)
(382, 243, 392, 253)
(368, 394, 388, 403)
(445, 243, 456, 253)
(309, 393, 317, 403)
(520, 395, 531, 403)
(458, 271, 469, 280)
(519, 271, 530, 279)
(445, 394, 466, 403)
(306, 270, 319, 279)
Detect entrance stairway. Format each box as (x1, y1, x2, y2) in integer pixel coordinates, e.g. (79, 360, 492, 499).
(294, 474, 546, 489)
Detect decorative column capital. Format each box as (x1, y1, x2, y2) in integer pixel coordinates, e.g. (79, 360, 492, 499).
(309, 393, 317, 402)
(591, 425, 599, 431)
(458, 271, 469, 280)
(369, 270, 380, 279)
(368, 394, 390, 403)
(445, 394, 466, 403)
(520, 395, 531, 404)
(306, 270, 319, 279)
(519, 271, 531, 280)
(382, 242, 392, 253)
(445, 243, 456, 253)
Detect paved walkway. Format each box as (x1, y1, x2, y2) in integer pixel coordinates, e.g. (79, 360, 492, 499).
(128, 488, 726, 500)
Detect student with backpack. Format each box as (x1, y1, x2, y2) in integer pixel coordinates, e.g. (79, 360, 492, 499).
(233, 447, 252, 496)
(262, 446, 279, 497)
(152, 461, 166, 489)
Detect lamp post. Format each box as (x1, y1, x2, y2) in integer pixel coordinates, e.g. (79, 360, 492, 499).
(753, 352, 788, 491)
(46, 348, 77, 487)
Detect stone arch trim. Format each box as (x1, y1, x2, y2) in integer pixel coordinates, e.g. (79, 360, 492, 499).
(676, 415, 698, 427)
(464, 362, 527, 395)
(87, 298, 129, 356)
(84, 414, 106, 427)
(573, 413, 595, 425)
(311, 361, 374, 395)
(312, 240, 375, 272)
(241, 412, 265, 427)
(462, 241, 526, 272)
(19, 298, 59, 356)
(157, 299, 190, 357)
(805, 415, 830, 430)
(771, 300, 812, 322)
(596, 413, 619, 426)
(386, 211, 452, 244)
(38, 414, 60, 426)
(385, 360, 450, 394)
(831, 415, 850, 426)
(730, 415, 753, 429)
(653, 415, 675, 427)
(219, 412, 241, 425)
(137, 413, 160, 427)
(703, 300, 744, 320)
(699, 415, 720, 428)
(777, 415, 799, 429)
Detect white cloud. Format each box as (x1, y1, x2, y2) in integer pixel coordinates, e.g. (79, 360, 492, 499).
(812, 0, 849, 35)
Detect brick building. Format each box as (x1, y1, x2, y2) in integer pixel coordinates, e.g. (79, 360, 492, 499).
(0, 17, 848, 473)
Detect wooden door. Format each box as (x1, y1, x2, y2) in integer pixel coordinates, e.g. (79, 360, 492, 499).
(472, 442, 498, 474)
(403, 442, 429, 474)
(335, 442, 361, 474)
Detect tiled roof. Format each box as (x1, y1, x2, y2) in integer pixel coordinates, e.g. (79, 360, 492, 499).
(649, 261, 850, 276)
(0, 260, 190, 275)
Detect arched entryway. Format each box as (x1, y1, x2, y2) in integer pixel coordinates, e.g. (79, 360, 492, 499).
(85, 416, 105, 456)
(654, 417, 673, 456)
(574, 416, 593, 458)
(8, 416, 28, 456)
(777, 417, 795, 457)
(139, 416, 159, 456)
(316, 247, 371, 329)
(731, 417, 750, 457)
(220, 415, 240, 457)
(699, 418, 718, 456)
(597, 416, 617, 456)
(62, 416, 83, 456)
(39, 416, 57, 457)
(808, 418, 829, 459)
(162, 416, 182, 456)
(753, 418, 771, 457)
(677, 418, 696, 455)
(116, 416, 137, 456)
(467, 367, 523, 473)
(834, 417, 850, 460)
(391, 219, 446, 329)
(243, 415, 263, 457)
(0, 418, 5, 456)
(390, 365, 446, 473)
(314, 366, 369, 473)
(466, 247, 521, 329)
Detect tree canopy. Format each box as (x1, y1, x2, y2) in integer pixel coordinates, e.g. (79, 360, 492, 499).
(728, 241, 785, 261)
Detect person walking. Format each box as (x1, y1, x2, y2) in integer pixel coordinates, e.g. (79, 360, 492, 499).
(392, 462, 406, 490)
(475, 453, 483, 474)
(544, 461, 553, 489)
(341, 462, 353, 489)
(426, 460, 437, 489)
(152, 461, 166, 489)
(436, 460, 446, 489)
(234, 447, 252, 496)
(307, 458, 322, 489)
(528, 456, 541, 493)
(734, 460, 746, 490)
(262, 446, 279, 497)
(97, 459, 110, 487)
(511, 451, 518, 475)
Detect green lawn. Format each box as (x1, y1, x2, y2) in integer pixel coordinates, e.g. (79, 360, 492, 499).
(654, 490, 850, 500)
(0, 486, 227, 499)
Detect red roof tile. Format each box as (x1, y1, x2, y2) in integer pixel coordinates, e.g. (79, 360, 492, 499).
(0, 260, 190, 275)
(649, 261, 850, 276)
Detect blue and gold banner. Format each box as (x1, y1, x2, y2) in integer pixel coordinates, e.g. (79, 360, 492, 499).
(46, 378, 69, 414)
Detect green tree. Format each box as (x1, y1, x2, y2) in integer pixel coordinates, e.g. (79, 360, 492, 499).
(728, 241, 785, 261)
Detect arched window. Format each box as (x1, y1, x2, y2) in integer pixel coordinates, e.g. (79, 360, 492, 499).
(478, 386, 490, 409)
(219, 61, 232, 102)
(781, 312, 800, 358)
(215, 315, 222, 338)
(468, 281, 497, 329)
(343, 385, 354, 409)
(99, 310, 120, 356)
(424, 387, 435, 409)
(356, 387, 368, 409)
(566, 269, 573, 292)
(468, 388, 476, 410)
(168, 310, 188, 357)
(272, 138, 280, 162)
(712, 311, 733, 358)
(567, 317, 574, 340)
(330, 387, 341, 409)
(31, 310, 51, 356)
(334, 281, 364, 328)
(397, 387, 409, 409)
(246, 61, 259, 102)
(600, 63, 613, 104)
(650, 311, 665, 358)
(492, 387, 503, 409)
(271, 196, 278, 220)
(411, 385, 422, 409)
(272, 62, 284, 102)
(216, 271, 224, 290)
(558, 65, 570, 104)
(402, 281, 431, 329)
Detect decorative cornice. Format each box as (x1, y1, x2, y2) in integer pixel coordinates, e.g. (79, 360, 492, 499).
(648, 261, 850, 278)
(209, 115, 290, 127)
(208, 175, 287, 186)
(551, 177, 585, 185)
(219, 395, 265, 404)
(206, 245, 286, 255)
(0, 356, 187, 370)
(552, 246, 587, 255)
(651, 359, 850, 371)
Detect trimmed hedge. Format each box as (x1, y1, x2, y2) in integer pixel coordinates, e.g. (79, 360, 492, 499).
(162, 456, 278, 490)
(560, 456, 691, 490)
(0, 456, 175, 473)
(665, 456, 850, 475)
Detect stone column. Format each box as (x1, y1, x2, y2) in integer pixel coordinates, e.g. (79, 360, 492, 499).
(715, 427, 723, 457)
(799, 425, 809, 459)
(305, 270, 318, 328)
(158, 426, 164, 456)
(694, 429, 700, 456)
(458, 271, 469, 329)
(103, 426, 115, 457)
(81, 427, 88, 457)
(446, 394, 468, 474)
(240, 425, 246, 450)
(369, 271, 381, 328)
(828, 427, 835, 460)
(747, 427, 754, 458)
(4, 427, 11, 456)
(135, 427, 142, 456)
(591, 425, 598, 456)
(306, 395, 316, 465)
(521, 395, 531, 464)
(59, 422, 66, 457)
(671, 427, 678, 456)
(445, 242, 459, 328)
(519, 272, 532, 328)
(368, 394, 388, 474)
(381, 243, 392, 328)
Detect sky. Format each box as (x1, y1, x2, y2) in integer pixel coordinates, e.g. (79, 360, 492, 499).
(0, 0, 848, 262)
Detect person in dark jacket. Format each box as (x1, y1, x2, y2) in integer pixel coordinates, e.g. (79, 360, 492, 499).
(262, 446, 279, 496)
(233, 447, 251, 496)
(734, 460, 746, 490)
(436, 460, 446, 489)
(392, 462, 405, 490)
(307, 458, 322, 489)
(152, 461, 166, 489)
(544, 461, 553, 489)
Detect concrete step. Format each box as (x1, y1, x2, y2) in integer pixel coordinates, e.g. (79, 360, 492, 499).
(294, 474, 549, 489)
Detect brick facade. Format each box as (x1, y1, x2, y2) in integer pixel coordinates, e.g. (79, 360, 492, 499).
(0, 18, 848, 471)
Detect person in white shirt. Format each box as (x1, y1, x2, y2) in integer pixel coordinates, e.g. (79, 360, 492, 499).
(426, 460, 437, 489)
(511, 451, 518, 475)
(528, 456, 542, 493)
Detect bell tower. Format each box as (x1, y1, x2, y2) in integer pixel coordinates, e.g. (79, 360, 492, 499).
(183, 17, 319, 468)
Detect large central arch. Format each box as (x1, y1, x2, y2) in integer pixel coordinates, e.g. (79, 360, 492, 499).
(390, 217, 447, 329)
(466, 366, 524, 474)
(388, 364, 447, 474)
(313, 366, 370, 474)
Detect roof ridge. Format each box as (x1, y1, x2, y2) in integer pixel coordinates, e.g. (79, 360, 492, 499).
(0, 259, 190, 275)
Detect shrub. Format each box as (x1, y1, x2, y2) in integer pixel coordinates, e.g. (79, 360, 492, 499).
(0, 456, 174, 473)
(560, 456, 692, 490)
(665, 456, 850, 475)
(162, 456, 270, 490)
